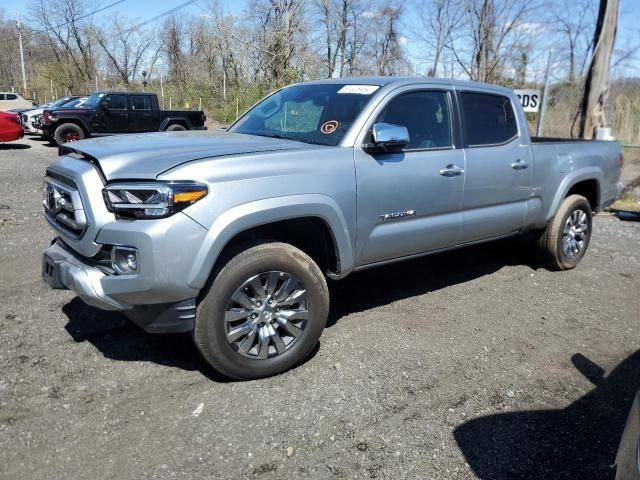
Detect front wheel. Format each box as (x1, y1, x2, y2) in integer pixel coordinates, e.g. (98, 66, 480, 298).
(194, 242, 329, 380)
(537, 194, 593, 270)
(53, 123, 85, 145)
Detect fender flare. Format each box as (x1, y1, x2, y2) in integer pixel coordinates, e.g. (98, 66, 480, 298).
(52, 116, 93, 134)
(186, 194, 355, 289)
(545, 167, 603, 221)
(159, 117, 192, 131)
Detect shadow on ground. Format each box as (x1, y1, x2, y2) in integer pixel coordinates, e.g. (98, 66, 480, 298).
(62, 234, 539, 378)
(0, 143, 31, 150)
(62, 298, 320, 381)
(454, 350, 640, 479)
(327, 234, 538, 326)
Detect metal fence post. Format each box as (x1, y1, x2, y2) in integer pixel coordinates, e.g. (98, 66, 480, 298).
(537, 49, 554, 137)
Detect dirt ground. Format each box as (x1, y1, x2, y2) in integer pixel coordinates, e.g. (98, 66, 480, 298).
(1, 136, 639, 480)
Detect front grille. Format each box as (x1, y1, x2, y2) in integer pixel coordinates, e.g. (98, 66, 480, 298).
(43, 175, 87, 239)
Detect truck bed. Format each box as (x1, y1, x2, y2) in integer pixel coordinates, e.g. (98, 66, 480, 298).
(532, 136, 611, 144)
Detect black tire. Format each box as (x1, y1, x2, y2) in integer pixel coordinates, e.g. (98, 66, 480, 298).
(166, 123, 186, 131)
(54, 123, 85, 145)
(194, 242, 329, 380)
(537, 194, 593, 270)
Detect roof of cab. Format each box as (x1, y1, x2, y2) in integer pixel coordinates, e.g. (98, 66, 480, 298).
(299, 76, 514, 95)
(91, 91, 156, 95)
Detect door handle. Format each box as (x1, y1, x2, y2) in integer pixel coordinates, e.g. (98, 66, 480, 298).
(439, 164, 464, 177)
(511, 159, 529, 170)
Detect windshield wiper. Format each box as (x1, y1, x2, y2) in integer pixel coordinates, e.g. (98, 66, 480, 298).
(257, 132, 326, 146)
(256, 132, 292, 140)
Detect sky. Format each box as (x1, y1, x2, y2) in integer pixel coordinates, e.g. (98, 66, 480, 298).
(0, 0, 638, 80)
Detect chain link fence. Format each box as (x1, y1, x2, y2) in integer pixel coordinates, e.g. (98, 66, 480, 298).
(513, 75, 640, 146)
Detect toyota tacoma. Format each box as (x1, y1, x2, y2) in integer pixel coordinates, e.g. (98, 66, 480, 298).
(41, 77, 623, 379)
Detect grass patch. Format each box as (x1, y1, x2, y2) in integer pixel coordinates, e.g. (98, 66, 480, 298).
(609, 196, 640, 213)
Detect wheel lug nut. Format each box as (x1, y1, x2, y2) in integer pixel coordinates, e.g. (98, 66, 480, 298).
(256, 301, 262, 307)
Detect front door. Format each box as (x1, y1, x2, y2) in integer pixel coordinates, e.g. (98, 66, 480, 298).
(458, 90, 532, 242)
(99, 94, 129, 133)
(354, 88, 465, 266)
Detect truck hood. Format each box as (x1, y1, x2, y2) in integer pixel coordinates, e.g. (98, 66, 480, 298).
(62, 130, 314, 180)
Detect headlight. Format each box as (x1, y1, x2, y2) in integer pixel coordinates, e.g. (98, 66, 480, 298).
(103, 181, 208, 219)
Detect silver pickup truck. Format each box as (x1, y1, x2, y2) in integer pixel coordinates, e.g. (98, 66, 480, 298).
(42, 77, 623, 379)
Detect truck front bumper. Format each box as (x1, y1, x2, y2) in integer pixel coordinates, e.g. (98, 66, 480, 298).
(43, 240, 128, 310)
(42, 239, 198, 333)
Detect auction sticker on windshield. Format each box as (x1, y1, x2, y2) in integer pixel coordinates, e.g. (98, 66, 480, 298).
(320, 120, 339, 134)
(337, 85, 379, 95)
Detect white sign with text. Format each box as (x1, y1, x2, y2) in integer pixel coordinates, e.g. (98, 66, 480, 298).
(514, 89, 541, 113)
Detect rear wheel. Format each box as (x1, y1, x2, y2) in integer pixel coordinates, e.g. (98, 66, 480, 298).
(537, 194, 593, 270)
(54, 123, 85, 145)
(194, 242, 329, 380)
(166, 123, 186, 131)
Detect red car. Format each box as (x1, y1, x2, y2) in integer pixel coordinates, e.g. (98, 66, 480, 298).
(0, 111, 24, 142)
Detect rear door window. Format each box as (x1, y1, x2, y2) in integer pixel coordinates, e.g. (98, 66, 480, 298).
(6, 94, 17, 100)
(131, 95, 151, 111)
(460, 92, 518, 146)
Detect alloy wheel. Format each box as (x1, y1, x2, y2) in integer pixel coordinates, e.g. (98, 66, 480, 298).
(562, 208, 588, 259)
(224, 271, 309, 359)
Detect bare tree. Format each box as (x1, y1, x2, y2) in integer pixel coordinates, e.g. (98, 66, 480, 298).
(366, 1, 406, 76)
(411, 0, 463, 77)
(450, 0, 536, 83)
(315, 0, 353, 77)
(29, 0, 97, 89)
(93, 20, 157, 86)
(249, 0, 307, 83)
(550, 0, 595, 81)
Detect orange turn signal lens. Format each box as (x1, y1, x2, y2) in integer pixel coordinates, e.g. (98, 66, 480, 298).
(173, 190, 207, 203)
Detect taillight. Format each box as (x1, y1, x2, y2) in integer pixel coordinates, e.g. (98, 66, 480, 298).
(43, 111, 50, 123)
(202, 113, 206, 123)
(12, 114, 19, 125)
(618, 152, 624, 167)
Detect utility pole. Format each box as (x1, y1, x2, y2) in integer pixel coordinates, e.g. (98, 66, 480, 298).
(17, 12, 28, 96)
(537, 49, 554, 137)
(578, 0, 620, 139)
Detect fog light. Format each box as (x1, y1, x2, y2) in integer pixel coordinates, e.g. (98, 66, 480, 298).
(111, 246, 139, 275)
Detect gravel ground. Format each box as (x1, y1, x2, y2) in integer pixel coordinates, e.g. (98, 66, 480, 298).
(1, 136, 639, 480)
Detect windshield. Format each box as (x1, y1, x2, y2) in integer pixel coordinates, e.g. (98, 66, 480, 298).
(229, 83, 379, 146)
(61, 97, 88, 108)
(83, 93, 105, 108)
(51, 97, 73, 107)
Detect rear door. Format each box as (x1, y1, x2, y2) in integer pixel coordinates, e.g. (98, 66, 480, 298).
(129, 95, 158, 132)
(354, 86, 465, 266)
(457, 90, 532, 242)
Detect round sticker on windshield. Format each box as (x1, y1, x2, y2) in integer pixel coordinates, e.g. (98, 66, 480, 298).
(320, 120, 339, 134)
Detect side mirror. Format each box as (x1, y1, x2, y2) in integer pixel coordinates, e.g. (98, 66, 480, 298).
(363, 123, 410, 154)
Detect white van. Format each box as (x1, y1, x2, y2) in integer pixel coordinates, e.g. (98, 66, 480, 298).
(0, 92, 35, 110)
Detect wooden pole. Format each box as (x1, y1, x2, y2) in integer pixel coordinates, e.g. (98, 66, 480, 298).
(578, 0, 620, 139)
